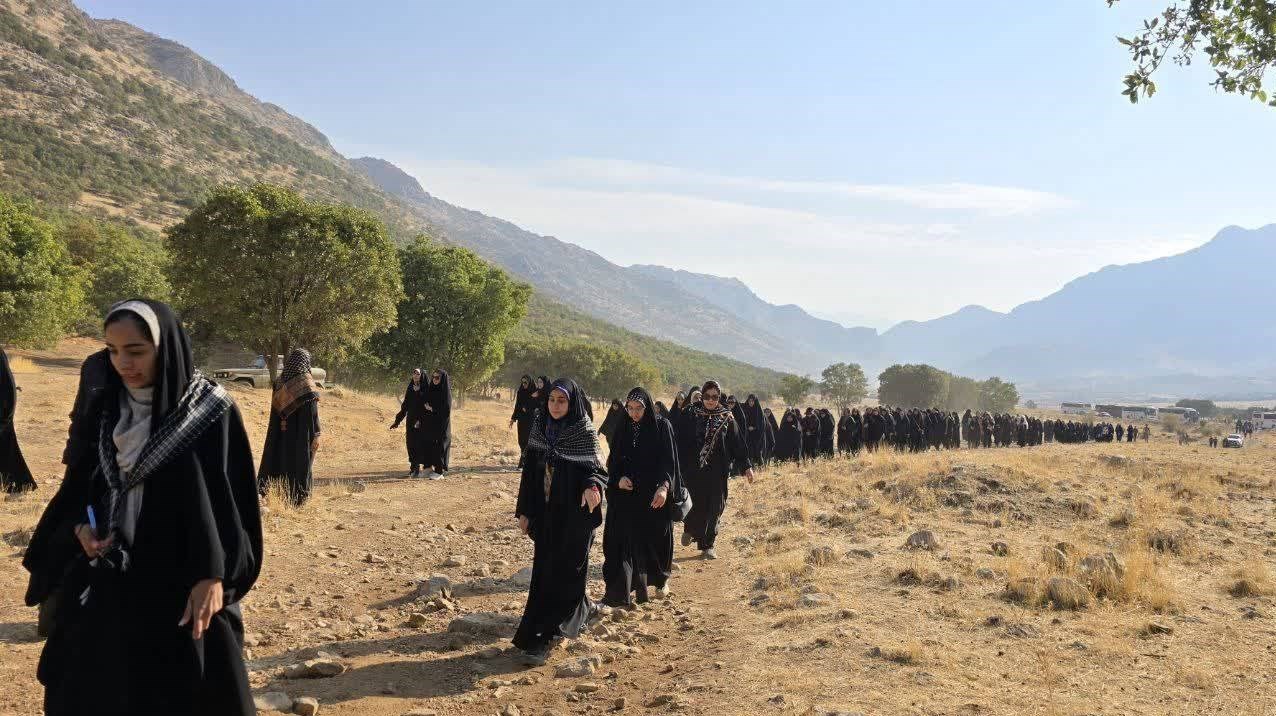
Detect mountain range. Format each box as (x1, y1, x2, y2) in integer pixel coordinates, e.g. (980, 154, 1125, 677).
(2, 0, 1272, 401)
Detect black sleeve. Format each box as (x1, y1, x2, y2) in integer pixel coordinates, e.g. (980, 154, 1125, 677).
(515, 451, 540, 519)
(312, 401, 321, 437)
(392, 386, 409, 426)
(189, 404, 262, 603)
(727, 418, 752, 471)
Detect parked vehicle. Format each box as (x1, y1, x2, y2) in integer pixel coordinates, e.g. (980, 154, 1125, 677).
(1222, 433, 1244, 448)
(212, 355, 328, 389)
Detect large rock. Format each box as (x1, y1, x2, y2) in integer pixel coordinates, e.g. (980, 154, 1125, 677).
(1046, 577, 1091, 610)
(447, 612, 519, 637)
(443, 555, 467, 567)
(292, 697, 320, 716)
(254, 691, 293, 712)
(508, 566, 533, 588)
(416, 575, 453, 600)
(905, 530, 941, 551)
(554, 654, 603, 678)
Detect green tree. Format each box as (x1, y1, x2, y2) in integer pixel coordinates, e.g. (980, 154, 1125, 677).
(166, 184, 403, 381)
(370, 237, 531, 394)
(0, 193, 85, 346)
(945, 375, 982, 411)
(877, 364, 950, 408)
(1109, 0, 1276, 107)
(978, 377, 1020, 413)
(59, 218, 170, 317)
(777, 374, 816, 405)
(1175, 398, 1219, 418)
(819, 362, 867, 408)
(495, 337, 659, 400)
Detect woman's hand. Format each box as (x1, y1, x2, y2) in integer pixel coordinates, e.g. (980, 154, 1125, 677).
(311, 437, 321, 454)
(617, 477, 634, 491)
(581, 487, 601, 512)
(518, 514, 530, 535)
(74, 524, 112, 559)
(425, 404, 434, 412)
(651, 485, 668, 509)
(744, 468, 756, 484)
(413, 420, 420, 429)
(178, 578, 224, 640)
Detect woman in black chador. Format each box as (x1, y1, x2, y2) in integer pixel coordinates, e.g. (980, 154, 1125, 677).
(763, 407, 779, 465)
(775, 409, 804, 463)
(509, 375, 536, 466)
(801, 408, 821, 460)
(257, 349, 321, 504)
(421, 369, 452, 479)
(819, 409, 837, 457)
(1, 347, 36, 493)
(22, 299, 262, 716)
(603, 387, 680, 607)
(742, 394, 766, 468)
(598, 398, 624, 446)
(390, 368, 428, 477)
(513, 378, 606, 665)
(678, 381, 752, 559)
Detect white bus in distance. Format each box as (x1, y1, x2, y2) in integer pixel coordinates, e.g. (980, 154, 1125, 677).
(1121, 406, 1158, 421)
(1060, 402, 1092, 415)
(1250, 411, 1276, 430)
(1159, 406, 1200, 423)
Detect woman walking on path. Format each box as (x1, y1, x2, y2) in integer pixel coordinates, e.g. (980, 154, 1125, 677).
(257, 349, 321, 504)
(512, 379, 606, 665)
(0, 347, 36, 493)
(23, 299, 262, 715)
(678, 380, 752, 559)
(509, 375, 536, 466)
(602, 387, 680, 607)
(421, 369, 452, 479)
(390, 368, 429, 477)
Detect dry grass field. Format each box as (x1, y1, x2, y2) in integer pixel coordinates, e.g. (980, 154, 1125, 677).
(2, 339, 1274, 716)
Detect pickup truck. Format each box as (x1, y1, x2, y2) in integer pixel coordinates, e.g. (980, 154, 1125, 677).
(211, 355, 329, 389)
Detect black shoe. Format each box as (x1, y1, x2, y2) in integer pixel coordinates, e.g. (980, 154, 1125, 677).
(520, 645, 549, 666)
(681, 531, 695, 547)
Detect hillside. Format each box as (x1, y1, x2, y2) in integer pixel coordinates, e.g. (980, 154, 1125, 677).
(352, 157, 807, 373)
(0, 0, 792, 390)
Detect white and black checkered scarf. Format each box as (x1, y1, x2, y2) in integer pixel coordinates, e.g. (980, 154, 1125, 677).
(98, 373, 232, 537)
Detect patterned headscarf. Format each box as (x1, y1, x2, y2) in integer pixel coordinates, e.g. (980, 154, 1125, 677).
(526, 378, 601, 467)
(272, 348, 319, 429)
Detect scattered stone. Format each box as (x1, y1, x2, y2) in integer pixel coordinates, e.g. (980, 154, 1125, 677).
(500, 705, 521, 716)
(472, 563, 492, 577)
(284, 657, 346, 679)
(799, 593, 833, 608)
(443, 555, 467, 568)
(1043, 547, 1068, 571)
(479, 647, 502, 659)
(1046, 577, 1091, 610)
(1102, 455, 1133, 468)
(555, 655, 603, 678)
(905, 530, 941, 551)
(807, 545, 838, 565)
(416, 575, 453, 600)
(509, 567, 534, 588)
(1143, 622, 1174, 636)
(1005, 623, 1038, 638)
(984, 615, 1003, 627)
(364, 553, 388, 565)
(292, 697, 319, 716)
(408, 613, 428, 628)
(613, 696, 628, 711)
(575, 682, 602, 693)
(515, 674, 541, 685)
(254, 692, 293, 712)
(401, 709, 437, 716)
(749, 592, 772, 607)
(847, 548, 874, 559)
(938, 576, 961, 591)
(448, 612, 519, 637)
(991, 542, 1009, 557)
(975, 568, 995, 580)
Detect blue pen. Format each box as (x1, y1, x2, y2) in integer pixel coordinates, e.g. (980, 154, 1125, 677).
(86, 505, 97, 534)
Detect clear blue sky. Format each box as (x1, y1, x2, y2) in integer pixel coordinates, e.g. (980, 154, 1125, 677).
(79, 0, 1276, 328)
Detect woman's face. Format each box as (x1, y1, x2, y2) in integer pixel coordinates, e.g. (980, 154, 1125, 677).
(431, 371, 442, 385)
(547, 389, 570, 419)
(521, 378, 529, 388)
(412, 369, 422, 383)
(105, 317, 157, 390)
(747, 397, 756, 407)
(535, 378, 545, 390)
(626, 399, 646, 423)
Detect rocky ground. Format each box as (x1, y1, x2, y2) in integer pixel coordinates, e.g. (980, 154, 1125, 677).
(2, 339, 1275, 716)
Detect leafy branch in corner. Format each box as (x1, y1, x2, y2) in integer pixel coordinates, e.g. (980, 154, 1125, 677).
(1109, 0, 1276, 106)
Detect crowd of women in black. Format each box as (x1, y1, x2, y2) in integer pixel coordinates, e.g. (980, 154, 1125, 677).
(390, 367, 453, 479)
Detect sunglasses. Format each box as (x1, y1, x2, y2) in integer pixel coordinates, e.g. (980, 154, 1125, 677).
(703, 393, 721, 401)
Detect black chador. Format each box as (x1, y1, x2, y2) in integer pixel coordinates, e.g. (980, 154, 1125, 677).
(1, 347, 35, 493)
(513, 379, 607, 662)
(763, 407, 778, 464)
(421, 369, 452, 476)
(819, 409, 836, 457)
(677, 384, 750, 556)
(742, 394, 766, 466)
(602, 388, 680, 606)
(598, 399, 624, 445)
(801, 409, 821, 459)
(510, 375, 536, 462)
(774, 409, 803, 463)
(391, 369, 429, 476)
(23, 299, 262, 716)
(257, 349, 321, 504)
